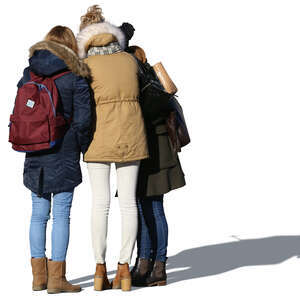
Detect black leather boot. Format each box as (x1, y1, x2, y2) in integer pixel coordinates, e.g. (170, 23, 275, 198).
(146, 259, 167, 287)
(131, 258, 153, 287)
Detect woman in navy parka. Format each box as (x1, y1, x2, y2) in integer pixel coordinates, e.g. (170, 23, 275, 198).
(18, 26, 92, 294)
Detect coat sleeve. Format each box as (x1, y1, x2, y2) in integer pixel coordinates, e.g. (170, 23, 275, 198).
(72, 75, 93, 154)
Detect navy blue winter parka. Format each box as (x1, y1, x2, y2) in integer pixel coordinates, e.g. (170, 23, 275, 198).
(18, 41, 93, 195)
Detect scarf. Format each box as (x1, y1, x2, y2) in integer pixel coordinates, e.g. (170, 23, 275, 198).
(87, 42, 122, 56)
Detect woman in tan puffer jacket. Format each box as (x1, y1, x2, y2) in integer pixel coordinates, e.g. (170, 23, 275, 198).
(77, 5, 148, 292)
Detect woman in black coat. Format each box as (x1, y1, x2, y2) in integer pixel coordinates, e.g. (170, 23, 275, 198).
(120, 23, 186, 287)
(132, 47, 186, 287)
(17, 26, 92, 293)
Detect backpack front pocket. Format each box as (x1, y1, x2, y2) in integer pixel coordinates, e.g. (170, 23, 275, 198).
(9, 114, 50, 145)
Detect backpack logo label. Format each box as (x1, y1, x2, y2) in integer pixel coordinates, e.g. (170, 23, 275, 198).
(26, 99, 35, 108)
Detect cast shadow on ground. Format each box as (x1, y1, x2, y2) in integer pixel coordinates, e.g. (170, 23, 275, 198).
(70, 235, 300, 288)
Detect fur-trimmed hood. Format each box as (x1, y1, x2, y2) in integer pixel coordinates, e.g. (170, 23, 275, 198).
(76, 22, 126, 59)
(29, 40, 90, 78)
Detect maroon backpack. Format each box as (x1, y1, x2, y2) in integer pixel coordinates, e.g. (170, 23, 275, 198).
(9, 71, 71, 152)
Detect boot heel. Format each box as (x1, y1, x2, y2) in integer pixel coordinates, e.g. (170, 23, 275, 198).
(157, 280, 167, 286)
(32, 284, 47, 291)
(94, 277, 104, 291)
(121, 278, 131, 291)
(112, 281, 121, 289)
(47, 288, 61, 294)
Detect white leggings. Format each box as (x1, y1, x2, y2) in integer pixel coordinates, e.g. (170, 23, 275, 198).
(87, 161, 140, 264)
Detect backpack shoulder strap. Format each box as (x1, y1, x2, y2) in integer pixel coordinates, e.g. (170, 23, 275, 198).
(51, 71, 72, 81)
(29, 71, 44, 82)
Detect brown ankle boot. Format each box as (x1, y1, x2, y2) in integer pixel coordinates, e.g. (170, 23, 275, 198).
(94, 263, 111, 291)
(146, 260, 167, 287)
(31, 257, 47, 291)
(111, 263, 131, 291)
(47, 260, 81, 294)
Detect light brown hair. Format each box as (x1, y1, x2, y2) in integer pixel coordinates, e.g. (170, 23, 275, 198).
(127, 46, 147, 64)
(45, 26, 78, 54)
(80, 5, 105, 31)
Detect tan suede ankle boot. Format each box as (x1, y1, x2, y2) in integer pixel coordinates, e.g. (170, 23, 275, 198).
(111, 262, 131, 291)
(31, 257, 47, 291)
(94, 263, 111, 291)
(47, 260, 81, 294)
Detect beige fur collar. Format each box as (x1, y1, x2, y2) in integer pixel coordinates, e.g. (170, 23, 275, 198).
(29, 40, 90, 78)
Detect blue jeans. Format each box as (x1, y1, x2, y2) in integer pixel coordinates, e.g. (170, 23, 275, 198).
(137, 195, 168, 262)
(30, 190, 74, 261)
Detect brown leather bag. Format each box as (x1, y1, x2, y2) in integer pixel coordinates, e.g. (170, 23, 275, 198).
(166, 97, 191, 152)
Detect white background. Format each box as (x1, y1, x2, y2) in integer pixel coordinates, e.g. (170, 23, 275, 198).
(1, 0, 300, 299)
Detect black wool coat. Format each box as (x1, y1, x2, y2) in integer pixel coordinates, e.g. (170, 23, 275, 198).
(18, 41, 92, 195)
(135, 61, 186, 197)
